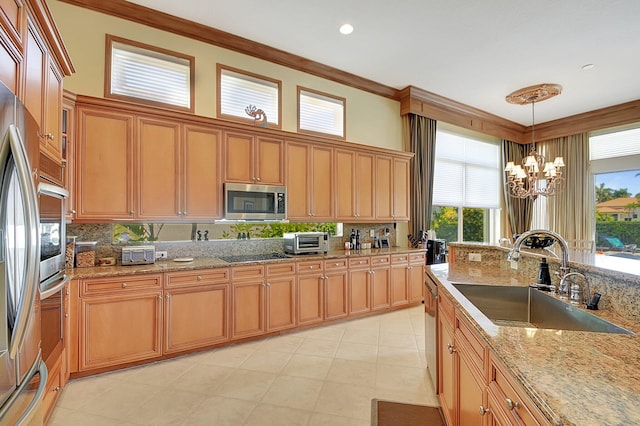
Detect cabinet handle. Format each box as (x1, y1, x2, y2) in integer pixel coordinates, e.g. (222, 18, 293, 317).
(479, 406, 489, 415)
(505, 398, 519, 410)
(122, 282, 127, 288)
(447, 343, 456, 354)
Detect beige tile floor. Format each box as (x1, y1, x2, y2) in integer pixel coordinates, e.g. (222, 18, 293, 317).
(48, 305, 438, 425)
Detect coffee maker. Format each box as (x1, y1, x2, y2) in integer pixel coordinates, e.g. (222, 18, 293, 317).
(426, 239, 447, 264)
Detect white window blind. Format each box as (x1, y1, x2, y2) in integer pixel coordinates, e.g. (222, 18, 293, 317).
(220, 69, 279, 125)
(110, 41, 191, 109)
(433, 131, 500, 208)
(589, 126, 640, 173)
(299, 89, 344, 137)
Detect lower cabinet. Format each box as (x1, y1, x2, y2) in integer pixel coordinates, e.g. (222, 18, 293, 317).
(408, 253, 425, 303)
(324, 259, 349, 320)
(266, 263, 297, 332)
(371, 255, 391, 311)
(348, 257, 372, 315)
(297, 260, 325, 326)
(231, 265, 267, 340)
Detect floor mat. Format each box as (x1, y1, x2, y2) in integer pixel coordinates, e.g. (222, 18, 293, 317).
(371, 399, 445, 426)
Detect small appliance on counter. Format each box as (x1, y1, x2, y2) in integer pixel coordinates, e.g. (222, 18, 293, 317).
(284, 232, 329, 255)
(122, 245, 156, 265)
(426, 239, 447, 264)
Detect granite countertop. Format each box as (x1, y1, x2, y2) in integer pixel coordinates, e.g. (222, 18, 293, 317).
(429, 262, 640, 426)
(68, 247, 426, 279)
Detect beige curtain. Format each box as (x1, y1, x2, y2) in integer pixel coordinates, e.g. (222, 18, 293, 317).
(536, 133, 594, 241)
(501, 140, 534, 238)
(402, 114, 437, 239)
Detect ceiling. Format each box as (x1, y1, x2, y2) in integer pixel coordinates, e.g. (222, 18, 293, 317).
(125, 0, 640, 126)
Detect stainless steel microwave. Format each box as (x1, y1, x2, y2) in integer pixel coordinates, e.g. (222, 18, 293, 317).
(224, 183, 287, 220)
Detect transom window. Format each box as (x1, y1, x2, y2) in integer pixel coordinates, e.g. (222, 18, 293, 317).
(298, 87, 345, 138)
(106, 35, 194, 111)
(217, 65, 281, 127)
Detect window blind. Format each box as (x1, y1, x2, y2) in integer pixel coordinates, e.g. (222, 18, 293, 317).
(590, 127, 640, 173)
(220, 69, 279, 125)
(432, 131, 500, 208)
(110, 41, 191, 108)
(299, 90, 344, 137)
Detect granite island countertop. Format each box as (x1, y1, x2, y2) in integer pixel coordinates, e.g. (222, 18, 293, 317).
(67, 247, 426, 279)
(429, 262, 640, 426)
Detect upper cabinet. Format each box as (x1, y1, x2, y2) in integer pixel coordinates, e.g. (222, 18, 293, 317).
(334, 149, 375, 222)
(375, 155, 410, 222)
(224, 130, 283, 185)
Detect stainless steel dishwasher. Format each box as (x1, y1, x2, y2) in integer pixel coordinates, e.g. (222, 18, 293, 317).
(424, 272, 438, 393)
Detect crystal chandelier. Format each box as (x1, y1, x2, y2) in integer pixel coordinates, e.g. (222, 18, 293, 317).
(504, 83, 565, 199)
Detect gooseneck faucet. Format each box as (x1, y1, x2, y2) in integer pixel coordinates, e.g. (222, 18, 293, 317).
(507, 229, 570, 282)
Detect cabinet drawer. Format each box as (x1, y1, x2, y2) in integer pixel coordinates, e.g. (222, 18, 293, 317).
(348, 257, 370, 268)
(267, 262, 296, 276)
(297, 260, 323, 274)
(371, 255, 390, 266)
(324, 258, 348, 270)
(230, 265, 265, 281)
(80, 274, 162, 296)
(391, 254, 409, 265)
(455, 313, 487, 377)
(409, 253, 426, 264)
(489, 354, 548, 426)
(165, 268, 229, 288)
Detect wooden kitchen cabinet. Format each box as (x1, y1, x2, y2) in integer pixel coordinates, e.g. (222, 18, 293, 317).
(0, 0, 24, 94)
(164, 269, 230, 354)
(371, 255, 391, 311)
(224, 130, 283, 184)
(334, 149, 375, 221)
(390, 254, 410, 306)
(285, 141, 333, 220)
(78, 274, 163, 371)
(75, 106, 135, 220)
(348, 257, 371, 315)
(296, 259, 324, 326)
(324, 259, 349, 320)
(375, 155, 410, 221)
(408, 253, 425, 303)
(231, 265, 266, 340)
(265, 262, 296, 332)
(62, 92, 76, 220)
(438, 292, 456, 426)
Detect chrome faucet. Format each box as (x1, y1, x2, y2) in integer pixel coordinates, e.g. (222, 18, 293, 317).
(559, 272, 589, 304)
(507, 229, 571, 285)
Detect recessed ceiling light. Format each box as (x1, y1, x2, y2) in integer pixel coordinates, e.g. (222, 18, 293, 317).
(582, 63, 595, 70)
(339, 24, 354, 35)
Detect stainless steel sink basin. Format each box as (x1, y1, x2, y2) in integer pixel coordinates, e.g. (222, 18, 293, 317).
(452, 284, 633, 334)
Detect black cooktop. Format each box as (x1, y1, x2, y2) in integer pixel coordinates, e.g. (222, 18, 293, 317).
(218, 253, 290, 263)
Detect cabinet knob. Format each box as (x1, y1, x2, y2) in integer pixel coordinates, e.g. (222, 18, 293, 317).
(335, 263, 340, 266)
(197, 275, 202, 281)
(505, 398, 519, 410)
(54, 386, 61, 392)
(122, 282, 127, 288)
(267, 282, 271, 287)
(166, 294, 170, 299)
(65, 313, 69, 318)
(158, 295, 162, 300)
(407, 266, 412, 270)
(309, 266, 314, 269)
(130, 210, 135, 215)
(479, 406, 489, 415)
(256, 177, 261, 182)
(71, 209, 77, 214)
(447, 343, 456, 354)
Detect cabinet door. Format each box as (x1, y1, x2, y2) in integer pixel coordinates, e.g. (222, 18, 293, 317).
(164, 284, 229, 354)
(231, 280, 265, 340)
(334, 149, 356, 220)
(183, 125, 223, 219)
(255, 136, 283, 184)
(0, 0, 25, 48)
(324, 271, 347, 320)
(285, 141, 310, 219)
(42, 60, 63, 162)
(266, 275, 296, 332)
(297, 273, 323, 325)
(355, 152, 375, 220)
(137, 117, 181, 219)
(23, 18, 45, 127)
(0, 28, 20, 94)
(310, 145, 333, 220)
(224, 131, 254, 183)
(76, 107, 135, 220)
(371, 266, 390, 311)
(390, 265, 409, 306)
(458, 346, 487, 426)
(79, 291, 163, 371)
(348, 269, 371, 315)
(393, 157, 410, 221)
(408, 263, 425, 303)
(62, 96, 76, 220)
(375, 155, 393, 220)
(438, 313, 456, 426)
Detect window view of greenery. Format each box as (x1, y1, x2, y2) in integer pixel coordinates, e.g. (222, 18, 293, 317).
(595, 170, 640, 259)
(431, 206, 486, 243)
(112, 222, 339, 243)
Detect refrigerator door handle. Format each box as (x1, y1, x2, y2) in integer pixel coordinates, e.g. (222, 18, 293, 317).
(0, 355, 48, 423)
(6, 125, 40, 359)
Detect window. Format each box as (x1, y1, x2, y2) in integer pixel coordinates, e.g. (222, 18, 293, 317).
(590, 125, 640, 256)
(431, 125, 501, 243)
(298, 87, 345, 138)
(106, 35, 194, 111)
(217, 65, 281, 127)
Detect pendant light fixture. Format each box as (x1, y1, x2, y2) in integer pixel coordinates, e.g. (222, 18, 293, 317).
(504, 83, 564, 199)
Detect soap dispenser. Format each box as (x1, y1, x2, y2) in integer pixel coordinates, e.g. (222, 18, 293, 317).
(537, 257, 552, 289)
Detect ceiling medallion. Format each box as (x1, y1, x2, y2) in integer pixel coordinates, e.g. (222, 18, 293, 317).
(505, 83, 562, 105)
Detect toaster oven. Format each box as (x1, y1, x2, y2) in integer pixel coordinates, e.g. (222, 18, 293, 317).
(122, 245, 156, 265)
(284, 232, 329, 255)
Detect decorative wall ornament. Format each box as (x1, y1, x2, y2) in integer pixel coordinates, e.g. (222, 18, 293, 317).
(245, 104, 268, 127)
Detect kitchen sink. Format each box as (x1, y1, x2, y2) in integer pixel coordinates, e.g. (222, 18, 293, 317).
(452, 284, 633, 334)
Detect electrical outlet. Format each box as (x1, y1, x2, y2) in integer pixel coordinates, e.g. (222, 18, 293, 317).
(469, 253, 482, 262)
(369, 229, 375, 237)
(156, 251, 168, 259)
(510, 260, 518, 270)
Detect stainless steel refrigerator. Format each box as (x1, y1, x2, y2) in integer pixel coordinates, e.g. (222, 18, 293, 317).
(0, 82, 47, 424)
